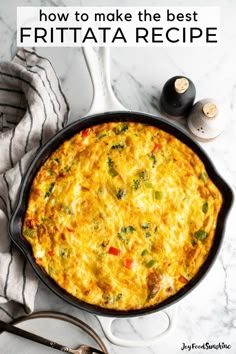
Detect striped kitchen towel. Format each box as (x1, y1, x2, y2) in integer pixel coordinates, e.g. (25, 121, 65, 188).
(0, 48, 69, 321)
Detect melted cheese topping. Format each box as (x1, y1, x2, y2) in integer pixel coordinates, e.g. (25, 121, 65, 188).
(23, 122, 223, 310)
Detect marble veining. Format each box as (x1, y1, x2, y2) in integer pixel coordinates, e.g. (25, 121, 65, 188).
(0, 0, 236, 353)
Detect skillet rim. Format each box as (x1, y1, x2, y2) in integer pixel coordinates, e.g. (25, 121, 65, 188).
(9, 111, 234, 317)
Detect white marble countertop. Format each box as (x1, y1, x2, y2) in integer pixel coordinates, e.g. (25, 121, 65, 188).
(1, 0, 236, 353)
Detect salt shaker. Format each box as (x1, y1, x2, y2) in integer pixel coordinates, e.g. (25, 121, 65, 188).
(187, 99, 224, 141)
(160, 76, 196, 119)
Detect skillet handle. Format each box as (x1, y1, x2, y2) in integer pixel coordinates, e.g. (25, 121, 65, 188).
(96, 306, 177, 348)
(82, 47, 126, 116)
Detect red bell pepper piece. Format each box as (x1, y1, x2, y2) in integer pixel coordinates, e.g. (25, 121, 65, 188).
(81, 128, 90, 138)
(124, 258, 134, 269)
(48, 250, 54, 257)
(26, 218, 37, 228)
(151, 143, 161, 153)
(179, 275, 189, 284)
(60, 233, 66, 240)
(108, 246, 121, 256)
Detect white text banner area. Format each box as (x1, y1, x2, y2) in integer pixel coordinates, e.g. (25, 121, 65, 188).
(17, 7, 220, 47)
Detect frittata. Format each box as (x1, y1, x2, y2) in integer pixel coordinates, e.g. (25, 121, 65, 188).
(23, 122, 223, 310)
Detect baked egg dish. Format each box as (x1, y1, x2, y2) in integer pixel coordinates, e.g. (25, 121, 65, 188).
(23, 122, 223, 310)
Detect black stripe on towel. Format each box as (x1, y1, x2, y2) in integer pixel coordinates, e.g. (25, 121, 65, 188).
(25, 104, 33, 153)
(0, 194, 8, 211)
(26, 63, 62, 112)
(22, 259, 28, 314)
(0, 71, 47, 146)
(0, 195, 9, 222)
(0, 71, 45, 107)
(0, 306, 14, 320)
(0, 103, 25, 111)
(28, 68, 59, 131)
(3, 243, 14, 299)
(9, 127, 16, 167)
(35, 64, 61, 111)
(18, 160, 23, 178)
(0, 87, 24, 95)
(2, 173, 12, 214)
(16, 53, 26, 62)
(24, 49, 70, 118)
(2, 173, 14, 298)
(27, 64, 62, 113)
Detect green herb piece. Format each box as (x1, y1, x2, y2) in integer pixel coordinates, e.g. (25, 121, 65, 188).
(103, 294, 112, 304)
(154, 226, 158, 233)
(115, 293, 122, 302)
(59, 247, 70, 258)
(63, 166, 71, 173)
(133, 179, 141, 190)
(107, 157, 118, 177)
(145, 231, 152, 238)
(194, 229, 209, 242)
(97, 133, 107, 139)
(141, 223, 150, 230)
(191, 239, 197, 246)
(45, 182, 55, 198)
(146, 260, 157, 268)
(41, 217, 48, 223)
(48, 265, 55, 276)
(55, 158, 60, 163)
(103, 293, 122, 304)
(108, 157, 114, 168)
(48, 170, 55, 176)
(145, 182, 153, 189)
(111, 143, 125, 150)
(109, 168, 118, 177)
(93, 222, 99, 231)
(121, 226, 136, 233)
(101, 240, 109, 248)
(154, 190, 163, 200)
(202, 202, 208, 214)
(141, 249, 149, 256)
(117, 232, 123, 240)
(23, 227, 35, 238)
(138, 170, 148, 180)
(118, 226, 135, 243)
(64, 206, 72, 215)
(115, 123, 128, 135)
(200, 172, 208, 182)
(98, 252, 106, 257)
(98, 186, 104, 194)
(116, 189, 126, 200)
(148, 153, 157, 167)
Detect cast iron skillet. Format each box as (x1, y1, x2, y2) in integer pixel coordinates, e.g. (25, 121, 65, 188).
(9, 47, 233, 347)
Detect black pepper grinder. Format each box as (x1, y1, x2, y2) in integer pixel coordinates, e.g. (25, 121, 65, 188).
(160, 76, 196, 120)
